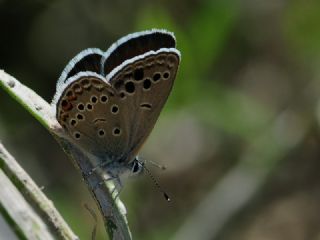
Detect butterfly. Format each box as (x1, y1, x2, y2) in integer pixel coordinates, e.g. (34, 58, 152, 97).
(51, 29, 180, 183)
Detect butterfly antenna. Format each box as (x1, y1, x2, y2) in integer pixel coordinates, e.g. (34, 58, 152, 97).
(138, 157, 167, 170)
(148, 160, 167, 170)
(140, 161, 171, 202)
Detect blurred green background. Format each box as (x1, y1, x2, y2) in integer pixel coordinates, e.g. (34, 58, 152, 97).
(1, 0, 320, 239)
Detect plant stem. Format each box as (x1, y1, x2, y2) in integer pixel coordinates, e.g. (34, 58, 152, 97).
(0, 142, 79, 240)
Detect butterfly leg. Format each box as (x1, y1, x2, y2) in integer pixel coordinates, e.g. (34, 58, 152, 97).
(94, 175, 123, 207)
(92, 174, 122, 197)
(92, 175, 116, 191)
(110, 176, 123, 201)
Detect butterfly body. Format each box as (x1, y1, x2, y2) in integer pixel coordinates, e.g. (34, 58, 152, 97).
(52, 29, 180, 178)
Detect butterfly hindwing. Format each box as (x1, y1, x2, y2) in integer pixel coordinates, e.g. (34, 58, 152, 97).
(56, 74, 131, 162)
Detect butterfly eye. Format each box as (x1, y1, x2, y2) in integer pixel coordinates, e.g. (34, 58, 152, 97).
(132, 161, 143, 174)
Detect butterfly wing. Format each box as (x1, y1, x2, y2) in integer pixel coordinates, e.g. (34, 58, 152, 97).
(102, 29, 176, 75)
(55, 73, 132, 163)
(58, 48, 103, 85)
(54, 30, 180, 167)
(53, 48, 104, 106)
(106, 49, 180, 163)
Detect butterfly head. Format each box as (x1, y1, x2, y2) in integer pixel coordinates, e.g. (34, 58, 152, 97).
(129, 157, 144, 176)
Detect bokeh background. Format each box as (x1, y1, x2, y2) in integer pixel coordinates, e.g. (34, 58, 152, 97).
(1, 0, 320, 239)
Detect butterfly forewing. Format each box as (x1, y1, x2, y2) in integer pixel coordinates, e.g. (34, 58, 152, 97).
(107, 49, 180, 162)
